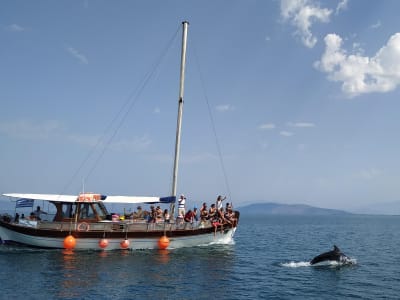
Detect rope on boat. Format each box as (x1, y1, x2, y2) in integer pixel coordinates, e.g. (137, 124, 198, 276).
(59, 24, 182, 193)
(192, 42, 233, 202)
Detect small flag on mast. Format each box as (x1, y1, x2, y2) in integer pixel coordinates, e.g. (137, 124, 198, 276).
(15, 198, 34, 208)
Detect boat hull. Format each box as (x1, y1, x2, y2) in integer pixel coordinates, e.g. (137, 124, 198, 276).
(0, 220, 236, 250)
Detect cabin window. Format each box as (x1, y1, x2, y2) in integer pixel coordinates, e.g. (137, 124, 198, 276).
(79, 203, 95, 219)
(62, 203, 76, 218)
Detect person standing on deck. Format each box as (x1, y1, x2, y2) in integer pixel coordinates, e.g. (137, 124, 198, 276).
(216, 195, 226, 210)
(178, 194, 186, 218)
(33, 206, 47, 221)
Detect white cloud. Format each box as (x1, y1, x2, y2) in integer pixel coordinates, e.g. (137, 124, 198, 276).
(315, 32, 400, 97)
(110, 136, 152, 152)
(280, 0, 332, 48)
(67, 47, 89, 64)
(153, 107, 161, 114)
(68, 134, 101, 147)
(5, 24, 25, 32)
(336, 0, 348, 15)
(259, 123, 276, 130)
(0, 120, 64, 140)
(355, 168, 381, 180)
(287, 122, 315, 128)
(370, 21, 381, 29)
(215, 104, 234, 112)
(280, 130, 294, 137)
(297, 143, 307, 151)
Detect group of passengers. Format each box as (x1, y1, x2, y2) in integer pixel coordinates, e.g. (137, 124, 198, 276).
(126, 195, 236, 229)
(199, 196, 237, 228)
(14, 206, 47, 223)
(127, 205, 170, 223)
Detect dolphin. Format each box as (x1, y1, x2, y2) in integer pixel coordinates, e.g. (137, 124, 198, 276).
(310, 245, 352, 265)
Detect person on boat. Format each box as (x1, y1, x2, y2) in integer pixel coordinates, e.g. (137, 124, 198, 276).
(33, 206, 47, 221)
(176, 213, 184, 225)
(193, 206, 198, 222)
(148, 206, 156, 223)
(217, 207, 230, 225)
(208, 203, 217, 220)
(216, 195, 226, 210)
(155, 206, 163, 222)
(224, 208, 236, 226)
(200, 202, 209, 222)
(184, 210, 196, 223)
(178, 194, 186, 217)
(29, 212, 37, 220)
(163, 209, 170, 223)
(133, 206, 144, 220)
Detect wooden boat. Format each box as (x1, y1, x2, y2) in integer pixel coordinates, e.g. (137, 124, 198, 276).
(0, 22, 239, 250)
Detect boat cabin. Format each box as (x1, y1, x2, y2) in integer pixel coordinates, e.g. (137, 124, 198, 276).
(51, 194, 109, 222)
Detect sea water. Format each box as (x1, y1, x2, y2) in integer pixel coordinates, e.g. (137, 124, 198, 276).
(1, 214, 399, 299)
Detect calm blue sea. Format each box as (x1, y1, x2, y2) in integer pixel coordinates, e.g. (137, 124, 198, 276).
(1, 214, 400, 299)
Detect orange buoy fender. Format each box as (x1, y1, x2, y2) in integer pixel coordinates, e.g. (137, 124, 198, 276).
(120, 239, 130, 249)
(99, 238, 109, 249)
(158, 235, 170, 250)
(64, 235, 76, 249)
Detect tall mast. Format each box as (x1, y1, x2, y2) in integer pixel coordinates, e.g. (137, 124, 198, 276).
(171, 21, 189, 201)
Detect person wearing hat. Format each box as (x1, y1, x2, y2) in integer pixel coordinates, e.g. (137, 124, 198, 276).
(178, 194, 186, 218)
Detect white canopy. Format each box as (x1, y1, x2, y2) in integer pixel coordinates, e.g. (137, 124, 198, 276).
(2, 193, 175, 204)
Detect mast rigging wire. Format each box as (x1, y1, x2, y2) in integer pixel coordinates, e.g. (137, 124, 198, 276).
(192, 43, 233, 202)
(60, 25, 181, 194)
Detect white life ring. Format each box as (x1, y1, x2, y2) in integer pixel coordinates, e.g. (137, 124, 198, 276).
(77, 222, 90, 232)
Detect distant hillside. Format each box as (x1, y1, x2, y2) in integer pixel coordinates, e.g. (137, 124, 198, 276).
(238, 202, 351, 215)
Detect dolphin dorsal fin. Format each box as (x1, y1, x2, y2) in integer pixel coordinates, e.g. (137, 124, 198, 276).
(333, 245, 340, 252)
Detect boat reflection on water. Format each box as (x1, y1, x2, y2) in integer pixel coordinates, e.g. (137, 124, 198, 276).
(156, 249, 170, 264)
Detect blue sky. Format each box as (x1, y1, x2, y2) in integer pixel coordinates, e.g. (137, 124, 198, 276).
(1, 0, 400, 213)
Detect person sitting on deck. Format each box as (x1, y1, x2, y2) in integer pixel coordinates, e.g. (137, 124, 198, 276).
(155, 206, 163, 222)
(133, 206, 144, 220)
(29, 212, 37, 221)
(217, 207, 230, 225)
(184, 210, 196, 223)
(208, 204, 217, 220)
(225, 202, 232, 211)
(224, 208, 236, 226)
(200, 202, 209, 222)
(211, 208, 226, 235)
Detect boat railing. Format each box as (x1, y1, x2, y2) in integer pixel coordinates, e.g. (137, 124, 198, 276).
(28, 219, 216, 232)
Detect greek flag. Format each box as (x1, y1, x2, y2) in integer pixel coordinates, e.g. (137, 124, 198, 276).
(15, 198, 34, 208)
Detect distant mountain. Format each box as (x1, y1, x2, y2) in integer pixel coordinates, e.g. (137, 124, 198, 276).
(351, 201, 400, 215)
(238, 202, 351, 216)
